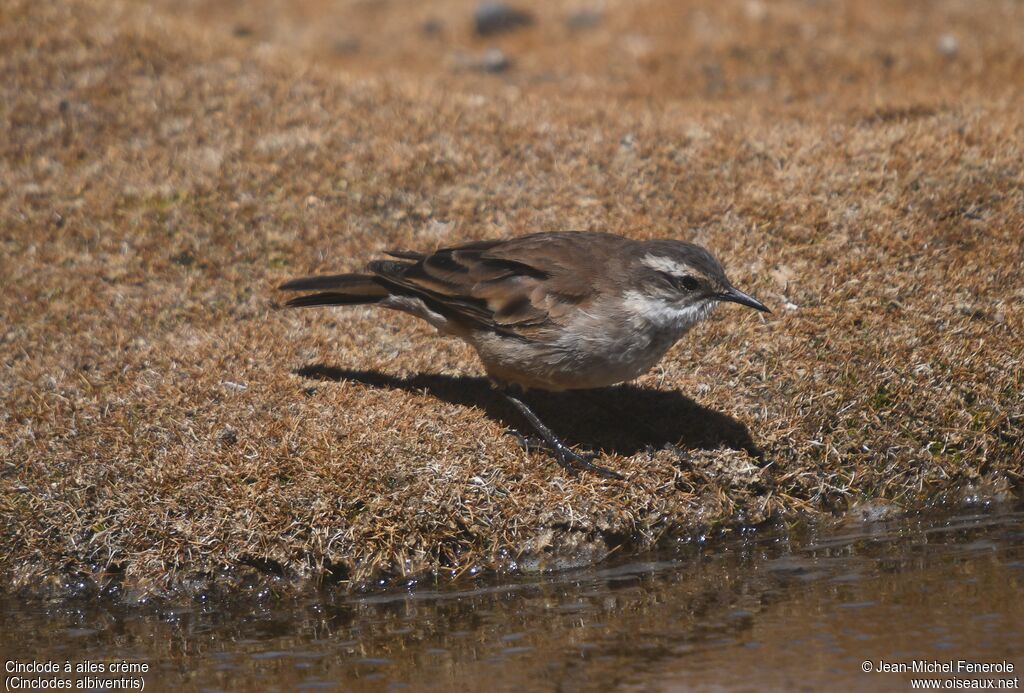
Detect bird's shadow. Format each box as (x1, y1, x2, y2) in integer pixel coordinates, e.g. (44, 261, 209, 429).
(295, 364, 762, 459)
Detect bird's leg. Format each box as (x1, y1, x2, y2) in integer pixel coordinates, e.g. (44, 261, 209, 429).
(499, 388, 624, 480)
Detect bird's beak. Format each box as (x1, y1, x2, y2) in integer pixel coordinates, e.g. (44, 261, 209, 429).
(719, 287, 771, 313)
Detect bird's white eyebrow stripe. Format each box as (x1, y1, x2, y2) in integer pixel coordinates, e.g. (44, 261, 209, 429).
(641, 254, 691, 275)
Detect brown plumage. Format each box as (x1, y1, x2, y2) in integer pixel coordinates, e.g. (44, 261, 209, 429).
(280, 231, 769, 479)
(281, 233, 626, 335)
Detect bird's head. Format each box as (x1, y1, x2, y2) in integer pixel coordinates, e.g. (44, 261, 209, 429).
(626, 239, 769, 328)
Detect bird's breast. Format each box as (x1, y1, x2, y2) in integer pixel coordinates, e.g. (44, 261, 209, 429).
(470, 297, 708, 391)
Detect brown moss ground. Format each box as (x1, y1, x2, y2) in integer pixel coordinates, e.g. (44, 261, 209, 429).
(1, 0, 1022, 599)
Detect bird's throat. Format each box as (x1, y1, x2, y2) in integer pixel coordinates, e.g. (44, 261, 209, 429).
(622, 291, 716, 334)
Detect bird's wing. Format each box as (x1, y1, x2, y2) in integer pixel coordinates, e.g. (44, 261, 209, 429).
(371, 233, 619, 331)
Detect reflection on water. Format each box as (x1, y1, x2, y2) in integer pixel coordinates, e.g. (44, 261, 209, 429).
(2, 512, 1022, 692)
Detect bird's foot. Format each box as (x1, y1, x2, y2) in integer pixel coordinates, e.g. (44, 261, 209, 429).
(550, 442, 624, 481)
(508, 428, 623, 479)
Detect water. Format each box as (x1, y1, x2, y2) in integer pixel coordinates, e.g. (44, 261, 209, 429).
(2, 511, 1022, 692)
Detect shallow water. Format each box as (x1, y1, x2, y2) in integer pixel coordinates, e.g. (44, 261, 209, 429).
(2, 511, 1022, 692)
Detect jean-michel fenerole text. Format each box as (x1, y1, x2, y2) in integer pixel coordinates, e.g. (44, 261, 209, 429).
(874, 660, 1015, 674)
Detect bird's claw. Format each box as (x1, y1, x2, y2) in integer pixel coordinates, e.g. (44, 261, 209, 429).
(552, 443, 624, 481)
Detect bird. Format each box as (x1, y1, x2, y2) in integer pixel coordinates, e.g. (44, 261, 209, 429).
(279, 231, 769, 480)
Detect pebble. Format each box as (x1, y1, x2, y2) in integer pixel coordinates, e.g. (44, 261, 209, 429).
(477, 48, 511, 72)
(453, 48, 512, 73)
(937, 33, 959, 57)
(474, 2, 533, 36)
(421, 18, 444, 36)
(566, 9, 601, 31)
(333, 37, 360, 55)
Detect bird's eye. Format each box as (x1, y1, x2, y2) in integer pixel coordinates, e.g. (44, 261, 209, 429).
(678, 275, 700, 291)
(657, 272, 701, 292)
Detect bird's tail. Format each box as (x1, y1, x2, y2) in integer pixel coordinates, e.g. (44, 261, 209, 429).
(278, 273, 390, 308)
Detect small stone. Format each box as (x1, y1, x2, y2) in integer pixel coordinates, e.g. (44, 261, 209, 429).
(474, 2, 533, 36)
(333, 37, 360, 55)
(453, 48, 513, 73)
(220, 428, 238, 445)
(566, 9, 601, 31)
(421, 18, 444, 36)
(477, 48, 511, 73)
(937, 33, 959, 57)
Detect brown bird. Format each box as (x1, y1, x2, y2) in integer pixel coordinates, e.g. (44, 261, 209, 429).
(279, 231, 769, 480)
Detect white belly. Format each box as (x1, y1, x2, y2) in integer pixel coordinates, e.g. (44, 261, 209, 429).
(472, 296, 715, 391)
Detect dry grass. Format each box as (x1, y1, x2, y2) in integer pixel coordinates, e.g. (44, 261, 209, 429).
(1, 0, 1022, 599)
